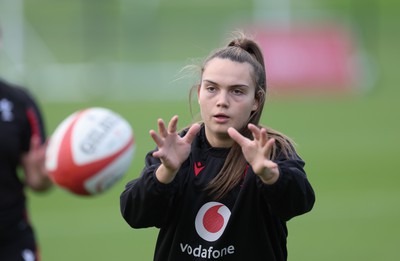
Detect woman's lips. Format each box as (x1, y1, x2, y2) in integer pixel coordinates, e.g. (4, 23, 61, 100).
(214, 114, 230, 123)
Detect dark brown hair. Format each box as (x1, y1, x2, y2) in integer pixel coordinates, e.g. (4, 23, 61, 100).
(190, 32, 296, 200)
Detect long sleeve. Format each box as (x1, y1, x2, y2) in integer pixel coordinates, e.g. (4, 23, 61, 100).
(120, 150, 179, 229)
(258, 152, 315, 221)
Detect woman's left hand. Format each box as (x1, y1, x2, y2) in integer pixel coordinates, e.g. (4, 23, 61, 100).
(228, 124, 280, 184)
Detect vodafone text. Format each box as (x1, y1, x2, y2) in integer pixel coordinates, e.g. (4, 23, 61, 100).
(180, 243, 235, 259)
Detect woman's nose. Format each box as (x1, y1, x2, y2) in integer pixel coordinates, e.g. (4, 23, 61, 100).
(216, 91, 229, 107)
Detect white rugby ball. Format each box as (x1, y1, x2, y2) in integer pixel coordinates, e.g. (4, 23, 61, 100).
(45, 107, 135, 196)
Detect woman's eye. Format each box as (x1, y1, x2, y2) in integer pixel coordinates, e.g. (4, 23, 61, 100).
(206, 86, 216, 92)
(232, 89, 244, 95)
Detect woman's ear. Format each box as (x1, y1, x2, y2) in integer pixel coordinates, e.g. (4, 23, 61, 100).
(252, 90, 262, 111)
(252, 98, 259, 111)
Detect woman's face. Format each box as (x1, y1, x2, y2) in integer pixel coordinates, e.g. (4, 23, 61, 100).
(198, 58, 259, 148)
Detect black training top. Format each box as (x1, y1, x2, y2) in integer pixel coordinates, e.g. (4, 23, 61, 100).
(0, 78, 46, 240)
(120, 126, 315, 261)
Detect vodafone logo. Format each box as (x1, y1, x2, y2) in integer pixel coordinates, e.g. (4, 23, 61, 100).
(181, 202, 235, 258)
(195, 202, 231, 242)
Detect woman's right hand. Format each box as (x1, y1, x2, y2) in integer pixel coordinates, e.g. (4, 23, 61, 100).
(150, 115, 200, 184)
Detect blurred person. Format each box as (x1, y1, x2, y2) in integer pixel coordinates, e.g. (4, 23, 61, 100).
(0, 27, 52, 261)
(120, 32, 315, 261)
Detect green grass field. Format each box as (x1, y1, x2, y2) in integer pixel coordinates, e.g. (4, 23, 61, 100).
(4, 0, 400, 260)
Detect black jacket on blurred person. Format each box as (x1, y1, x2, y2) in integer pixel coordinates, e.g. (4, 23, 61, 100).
(0, 78, 50, 261)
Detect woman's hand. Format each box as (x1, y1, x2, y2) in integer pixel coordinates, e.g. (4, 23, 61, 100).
(228, 124, 280, 184)
(150, 115, 201, 184)
(21, 135, 52, 191)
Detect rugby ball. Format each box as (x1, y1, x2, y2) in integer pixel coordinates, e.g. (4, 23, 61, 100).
(45, 107, 135, 196)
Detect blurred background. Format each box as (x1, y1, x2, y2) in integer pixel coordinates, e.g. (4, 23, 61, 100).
(0, 0, 399, 260)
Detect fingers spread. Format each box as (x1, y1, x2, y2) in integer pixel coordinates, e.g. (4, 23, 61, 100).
(228, 127, 247, 147)
(157, 118, 168, 137)
(264, 138, 275, 159)
(259, 127, 267, 147)
(149, 130, 163, 148)
(168, 115, 179, 134)
(184, 123, 201, 144)
(247, 124, 260, 140)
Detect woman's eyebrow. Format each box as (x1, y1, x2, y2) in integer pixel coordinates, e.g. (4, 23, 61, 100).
(202, 79, 250, 88)
(202, 79, 217, 85)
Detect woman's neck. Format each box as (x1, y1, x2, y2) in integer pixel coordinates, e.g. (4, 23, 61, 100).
(204, 129, 234, 148)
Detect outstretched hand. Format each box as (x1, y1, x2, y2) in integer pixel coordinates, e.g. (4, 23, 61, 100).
(150, 115, 201, 184)
(228, 124, 280, 184)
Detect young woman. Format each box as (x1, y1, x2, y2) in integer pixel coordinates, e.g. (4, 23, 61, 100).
(120, 33, 315, 261)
